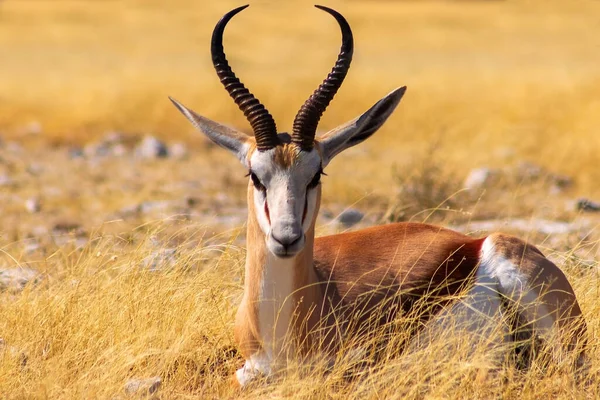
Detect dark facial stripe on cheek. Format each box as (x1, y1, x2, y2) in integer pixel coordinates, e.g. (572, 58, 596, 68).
(264, 201, 271, 225)
(302, 193, 308, 223)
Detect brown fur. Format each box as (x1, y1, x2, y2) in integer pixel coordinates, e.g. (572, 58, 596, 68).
(272, 144, 301, 168)
(310, 223, 486, 352)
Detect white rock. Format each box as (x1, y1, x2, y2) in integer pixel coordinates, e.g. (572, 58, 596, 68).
(124, 377, 162, 395)
(25, 197, 41, 213)
(0, 267, 40, 292)
(135, 136, 168, 159)
(463, 167, 500, 190)
(169, 142, 188, 159)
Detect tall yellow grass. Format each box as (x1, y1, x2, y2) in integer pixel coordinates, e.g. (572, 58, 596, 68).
(1, 223, 598, 398)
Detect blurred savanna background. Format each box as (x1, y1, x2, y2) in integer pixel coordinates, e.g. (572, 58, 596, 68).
(1, 0, 600, 398)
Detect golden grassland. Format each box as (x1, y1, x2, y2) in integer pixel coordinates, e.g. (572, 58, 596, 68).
(1, 0, 600, 398)
(1, 223, 599, 399)
(1, 0, 600, 195)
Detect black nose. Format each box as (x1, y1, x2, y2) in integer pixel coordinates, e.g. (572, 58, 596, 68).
(272, 233, 302, 250)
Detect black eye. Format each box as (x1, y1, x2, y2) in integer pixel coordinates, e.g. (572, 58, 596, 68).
(250, 172, 266, 192)
(308, 170, 323, 189)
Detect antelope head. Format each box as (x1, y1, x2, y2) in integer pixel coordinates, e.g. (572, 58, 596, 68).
(170, 5, 406, 259)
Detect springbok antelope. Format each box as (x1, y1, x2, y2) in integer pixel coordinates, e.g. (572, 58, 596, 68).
(170, 5, 588, 387)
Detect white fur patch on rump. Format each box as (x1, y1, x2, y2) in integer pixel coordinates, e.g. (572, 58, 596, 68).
(480, 236, 554, 333)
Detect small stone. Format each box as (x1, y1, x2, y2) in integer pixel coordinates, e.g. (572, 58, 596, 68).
(463, 167, 500, 190)
(25, 197, 41, 213)
(0, 267, 40, 292)
(169, 142, 188, 159)
(576, 198, 600, 212)
(141, 248, 178, 271)
(124, 377, 162, 395)
(337, 208, 364, 227)
(135, 136, 168, 159)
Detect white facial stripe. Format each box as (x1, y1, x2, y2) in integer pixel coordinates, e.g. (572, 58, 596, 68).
(302, 187, 318, 231)
(253, 186, 272, 235)
(249, 147, 321, 256)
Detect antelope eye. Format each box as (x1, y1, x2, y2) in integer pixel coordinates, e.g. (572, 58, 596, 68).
(308, 170, 322, 189)
(250, 172, 266, 192)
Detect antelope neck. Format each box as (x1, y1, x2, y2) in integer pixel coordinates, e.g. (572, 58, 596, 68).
(245, 184, 321, 358)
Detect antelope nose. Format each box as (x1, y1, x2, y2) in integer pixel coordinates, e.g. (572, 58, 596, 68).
(272, 233, 302, 249)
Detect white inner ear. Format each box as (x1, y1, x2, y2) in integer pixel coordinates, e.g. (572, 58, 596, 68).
(318, 87, 406, 166)
(169, 97, 252, 165)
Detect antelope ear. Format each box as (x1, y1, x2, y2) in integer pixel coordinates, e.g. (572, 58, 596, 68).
(169, 97, 251, 165)
(318, 87, 406, 166)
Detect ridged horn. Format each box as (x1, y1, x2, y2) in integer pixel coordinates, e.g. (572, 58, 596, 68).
(291, 5, 354, 151)
(212, 5, 279, 151)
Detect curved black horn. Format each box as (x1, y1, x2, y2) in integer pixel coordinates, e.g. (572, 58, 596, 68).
(212, 5, 279, 151)
(291, 5, 354, 151)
